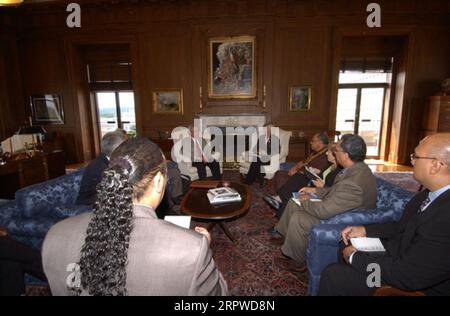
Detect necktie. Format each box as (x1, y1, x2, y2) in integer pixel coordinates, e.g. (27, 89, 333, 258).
(195, 138, 205, 162)
(418, 195, 431, 213)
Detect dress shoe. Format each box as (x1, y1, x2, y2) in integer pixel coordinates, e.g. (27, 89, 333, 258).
(274, 255, 307, 273)
(263, 195, 281, 211)
(267, 226, 282, 237)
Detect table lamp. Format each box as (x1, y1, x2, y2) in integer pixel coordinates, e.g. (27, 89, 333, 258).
(17, 125, 47, 152)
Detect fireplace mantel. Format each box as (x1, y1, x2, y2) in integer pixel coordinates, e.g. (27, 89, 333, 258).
(196, 114, 266, 163)
(198, 114, 266, 128)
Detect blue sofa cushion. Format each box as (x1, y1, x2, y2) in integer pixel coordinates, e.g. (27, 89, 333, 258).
(322, 177, 414, 226)
(5, 216, 60, 239)
(374, 177, 414, 211)
(52, 204, 91, 219)
(0, 201, 19, 227)
(280, 162, 295, 171)
(16, 169, 84, 218)
(322, 207, 402, 226)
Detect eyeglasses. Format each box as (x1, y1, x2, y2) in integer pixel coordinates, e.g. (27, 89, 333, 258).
(410, 153, 436, 161)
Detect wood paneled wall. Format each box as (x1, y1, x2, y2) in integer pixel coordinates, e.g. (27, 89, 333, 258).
(0, 18, 22, 141)
(0, 0, 449, 163)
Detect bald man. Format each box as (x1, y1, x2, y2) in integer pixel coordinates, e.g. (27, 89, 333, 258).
(319, 133, 450, 296)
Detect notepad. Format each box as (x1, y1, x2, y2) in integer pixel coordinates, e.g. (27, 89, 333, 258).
(164, 216, 191, 229)
(291, 192, 322, 205)
(350, 237, 386, 252)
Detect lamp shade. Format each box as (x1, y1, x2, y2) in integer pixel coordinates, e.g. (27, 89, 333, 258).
(17, 126, 47, 135)
(0, 0, 24, 6)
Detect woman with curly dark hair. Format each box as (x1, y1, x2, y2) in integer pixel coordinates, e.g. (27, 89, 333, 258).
(42, 138, 228, 296)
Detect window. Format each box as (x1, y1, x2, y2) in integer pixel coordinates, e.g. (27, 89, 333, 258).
(335, 58, 393, 157)
(95, 91, 136, 138)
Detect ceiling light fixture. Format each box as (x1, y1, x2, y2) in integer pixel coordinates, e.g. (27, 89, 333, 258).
(0, 0, 24, 6)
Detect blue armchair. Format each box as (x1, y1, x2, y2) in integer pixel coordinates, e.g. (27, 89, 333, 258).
(306, 177, 415, 295)
(0, 168, 91, 251)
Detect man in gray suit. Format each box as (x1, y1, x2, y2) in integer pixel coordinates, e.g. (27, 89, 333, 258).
(270, 134, 377, 272)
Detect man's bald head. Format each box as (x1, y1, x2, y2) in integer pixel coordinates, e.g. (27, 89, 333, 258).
(421, 133, 450, 171)
(413, 133, 450, 191)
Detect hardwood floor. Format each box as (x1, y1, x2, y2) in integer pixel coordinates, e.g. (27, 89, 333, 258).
(66, 160, 413, 173)
(366, 160, 413, 172)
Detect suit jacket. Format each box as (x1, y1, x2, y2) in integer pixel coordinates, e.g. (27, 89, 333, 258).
(306, 149, 331, 172)
(75, 153, 109, 205)
(301, 162, 377, 220)
(179, 137, 219, 163)
(42, 205, 229, 296)
(248, 134, 280, 164)
(352, 188, 450, 295)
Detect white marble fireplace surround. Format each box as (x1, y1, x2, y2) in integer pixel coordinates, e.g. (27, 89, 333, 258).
(198, 114, 266, 128)
(197, 114, 266, 161)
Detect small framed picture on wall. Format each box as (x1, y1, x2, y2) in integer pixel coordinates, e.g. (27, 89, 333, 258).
(289, 86, 312, 112)
(152, 89, 184, 115)
(30, 94, 64, 124)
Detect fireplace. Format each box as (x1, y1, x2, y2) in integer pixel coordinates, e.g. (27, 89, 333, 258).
(197, 114, 266, 167)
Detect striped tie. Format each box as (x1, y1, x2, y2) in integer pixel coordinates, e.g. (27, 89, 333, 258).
(418, 196, 431, 213)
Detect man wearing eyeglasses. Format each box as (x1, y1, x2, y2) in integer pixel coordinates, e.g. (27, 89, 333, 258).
(319, 133, 450, 296)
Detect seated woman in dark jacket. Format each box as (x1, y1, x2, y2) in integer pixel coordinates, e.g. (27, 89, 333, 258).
(307, 142, 342, 190)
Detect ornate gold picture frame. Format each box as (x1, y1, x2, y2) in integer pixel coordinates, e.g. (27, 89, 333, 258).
(208, 36, 256, 99)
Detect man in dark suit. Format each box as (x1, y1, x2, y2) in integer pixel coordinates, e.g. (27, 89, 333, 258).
(189, 125, 221, 180)
(243, 123, 280, 185)
(319, 133, 450, 296)
(75, 130, 128, 205)
(0, 227, 46, 296)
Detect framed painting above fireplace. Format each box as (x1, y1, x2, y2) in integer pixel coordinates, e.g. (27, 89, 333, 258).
(208, 36, 256, 99)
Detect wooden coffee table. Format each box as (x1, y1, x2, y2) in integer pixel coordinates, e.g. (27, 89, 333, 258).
(180, 182, 252, 242)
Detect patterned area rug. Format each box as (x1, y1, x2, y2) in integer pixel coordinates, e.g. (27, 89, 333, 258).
(26, 170, 418, 296)
(194, 171, 308, 296)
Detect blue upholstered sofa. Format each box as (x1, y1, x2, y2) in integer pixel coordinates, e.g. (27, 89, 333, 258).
(306, 176, 415, 295)
(0, 162, 181, 251)
(0, 168, 91, 250)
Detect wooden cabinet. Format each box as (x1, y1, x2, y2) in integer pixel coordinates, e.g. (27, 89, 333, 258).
(422, 95, 450, 136)
(0, 150, 66, 199)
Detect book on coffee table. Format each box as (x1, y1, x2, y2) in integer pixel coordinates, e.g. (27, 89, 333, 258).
(207, 187, 242, 205)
